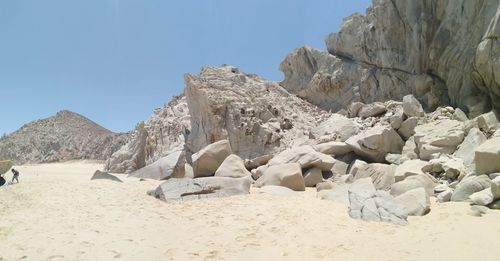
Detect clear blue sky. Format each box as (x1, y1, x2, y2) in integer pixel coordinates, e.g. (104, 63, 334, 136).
(0, 0, 371, 135)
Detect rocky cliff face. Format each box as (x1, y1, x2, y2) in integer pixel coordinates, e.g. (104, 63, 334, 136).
(0, 111, 126, 164)
(184, 66, 330, 160)
(105, 96, 190, 173)
(281, 0, 500, 117)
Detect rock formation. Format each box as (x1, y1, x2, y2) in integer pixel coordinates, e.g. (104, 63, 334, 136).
(280, 0, 500, 116)
(0, 110, 126, 164)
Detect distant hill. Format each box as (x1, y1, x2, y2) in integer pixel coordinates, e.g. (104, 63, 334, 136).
(0, 110, 127, 164)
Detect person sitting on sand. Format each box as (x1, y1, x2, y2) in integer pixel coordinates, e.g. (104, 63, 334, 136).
(11, 169, 19, 184)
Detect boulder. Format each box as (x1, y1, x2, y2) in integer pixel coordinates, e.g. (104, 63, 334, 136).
(454, 128, 487, 166)
(358, 102, 387, 118)
(215, 154, 252, 178)
(442, 157, 466, 180)
(398, 117, 418, 140)
(390, 174, 435, 197)
(395, 159, 427, 182)
(316, 180, 335, 192)
(312, 141, 353, 156)
(268, 146, 335, 171)
(385, 154, 402, 165)
(347, 159, 368, 177)
(352, 163, 396, 191)
(0, 160, 13, 175)
(348, 178, 377, 219)
(475, 137, 500, 175)
(303, 168, 323, 187)
(129, 150, 186, 180)
(400, 137, 419, 162)
(469, 188, 494, 206)
(476, 111, 500, 134)
(331, 160, 349, 176)
(451, 175, 492, 202)
(192, 140, 232, 178)
(348, 102, 364, 118)
(395, 188, 430, 216)
(346, 126, 405, 162)
(91, 170, 123, 183)
(254, 163, 305, 191)
(310, 114, 360, 142)
(151, 176, 252, 201)
(437, 189, 453, 203)
(251, 165, 268, 180)
(413, 120, 465, 160)
(402, 95, 424, 117)
(244, 154, 273, 170)
(453, 108, 469, 122)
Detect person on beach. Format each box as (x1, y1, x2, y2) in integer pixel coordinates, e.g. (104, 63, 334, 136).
(11, 168, 19, 184)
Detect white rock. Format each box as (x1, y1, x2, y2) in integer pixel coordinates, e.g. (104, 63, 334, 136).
(346, 126, 404, 163)
(402, 95, 424, 117)
(192, 140, 232, 178)
(475, 137, 500, 175)
(303, 168, 324, 187)
(395, 188, 430, 216)
(454, 128, 487, 166)
(398, 117, 418, 140)
(413, 120, 465, 160)
(451, 175, 492, 202)
(130, 150, 186, 180)
(395, 159, 427, 182)
(215, 154, 252, 178)
(312, 141, 353, 155)
(310, 114, 360, 142)
(391, 174, 436, 197)
(358, 102, 387, 118)
(254, 163, 305, 191)
(268, 145, 335, 171)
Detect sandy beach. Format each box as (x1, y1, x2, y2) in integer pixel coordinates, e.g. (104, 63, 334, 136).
(0, 161, 499, 261)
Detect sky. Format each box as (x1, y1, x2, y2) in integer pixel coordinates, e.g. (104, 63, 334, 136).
(0, 0, 372, 135)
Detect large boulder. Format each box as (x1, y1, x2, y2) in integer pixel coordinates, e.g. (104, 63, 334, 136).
(346, 126, 404, 162)
(0, 160, 13, 175)
(129, 150, 186, 180)
(395, 188, 430, 216)
(358, 102, 387, 118)
(390, 174, 435, 197)
(394, 159, 427, 182)
(254, 163, 305, 191)
(402, 95, 424, 117)
(476, 111, 500, 134)
(244, 154, 273, 170)
(91, 170, 123, 183)
(268, 146, 334, 171)
(310, 114, 360, 142)
(413, 120, 465, 160)
(303, 168, 324, 187)
(469, 177, 500, 206)
(398, 117, 418, 140)
(215, 154, 252, 178)
(352, 163, 395, 191)
(455, 128, 487, 166)
(150, 176, 252, 201)
(475, 137, 500, 175)
(192, 140, 232, 178)
(451, 175, 492, 202)
(312, 141, 353, 156)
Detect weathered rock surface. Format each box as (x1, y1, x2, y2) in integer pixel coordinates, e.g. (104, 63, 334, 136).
(215, 154, 251, 178)
(455, 128, 487, 166)
(413, 120, 465, 160)
(303, 168, 323, 187)
(395, 160, 427, 182)
(106, 96, 190, 173)
(475, 137, 500, 175)
(346, 125, 404, 162)
(192, 140, 232, 178)
(91, 170, 123, 183)
(352, 163, 395, 191)
(268, 146, 334, 171)
(151, 176, 252, 201)
(391, 174, 435, 197)
(244, 154, 273, 170)
(254, 163, 305, 191)
(0, 111, 127, 165)
(185, 66, 328, 160)
(395, 188, 430, 216)
(310, 114, 360, 142)
(451, 175, 492, 202)
(129, 150, 186, 180)
(402, 95, 424, 118)
(312, 141, 353, 156)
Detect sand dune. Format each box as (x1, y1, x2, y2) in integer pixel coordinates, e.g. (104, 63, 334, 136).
(1, 161, 499, 261)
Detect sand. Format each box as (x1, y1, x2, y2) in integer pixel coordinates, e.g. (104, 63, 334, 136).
(1, 161, 500, 261)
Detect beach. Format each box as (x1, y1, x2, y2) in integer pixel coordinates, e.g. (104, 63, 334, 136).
(1, 161, 499, 261)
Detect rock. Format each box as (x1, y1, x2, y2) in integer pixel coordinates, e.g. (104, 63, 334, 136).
(413, 120, 465, 160)
(469, 188, 494, 206)
(303, 168, 323, 187)
(346, 126, 404, 162)
(454, 128, 487, 166)
(475, 137, 500, 175)
(400, 137, 419, 162)
(402, 95, 424, 117)
(129, 150, 186, 180)
(442, 157, 466, 180)
(316, 180, 335, 192)
(398, 117, 418, 140)
(437, 189, 453, 203)
(192, 140, 232, 178)
(184, 163, 194, 178)
(254, 163, 305, 191)
(255, 186, 296, 197)
(268, 146, 335, 171)
(434, 184, 450, 193)
(358, 102, 387, 118)
(151, 176, 252, 201)
(185, 66, 328, 159)
(91, 170, 123, 183)
(215, 154, 252, 178)
(331, 160, 349, 176)
(489, 199, 500, 210)
(395, 188, 430, 216)
(310, 114, 360, 142)
(390, 174, 435, 197)
(244, 154, 273, 170)
(451, 175, 492, 202)
(251, 165, 268, 180)
(348, 102, 364, 118)
(395, 159, 427, 182)
(352, 163, 396, 191)
(348, 178, 377, 218)
(476, 111, 500, 134)
(312, 141, 353, 156)
(107, 96, 190, 174)
(0, 160, 12, 175)
(453, 108, 469, 122)
(385, 154, 402, 165)
(347, 159, 368, 177)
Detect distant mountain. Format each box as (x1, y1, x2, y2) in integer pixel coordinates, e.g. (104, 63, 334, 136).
(0, 110, 127, 164)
